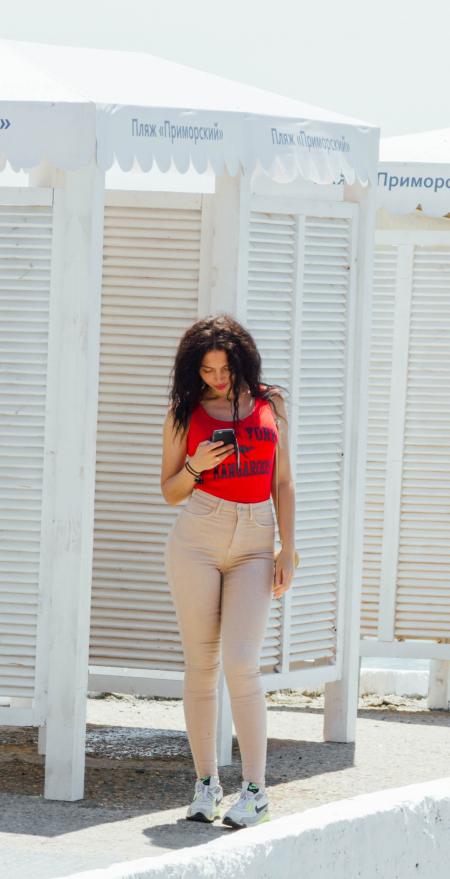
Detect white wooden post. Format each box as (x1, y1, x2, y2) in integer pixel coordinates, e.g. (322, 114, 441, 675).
(323, 181, 377, 742)
(428, 659, 450, 710)
(38, 725, 46, 755)
(30, 159, 105, 800)
(209, 170, 242, 315)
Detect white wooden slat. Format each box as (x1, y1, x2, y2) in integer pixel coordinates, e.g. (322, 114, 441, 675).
(361, 246, 398, 636)
(246, 209, 353, 672)
(246, 211, 297, 670)
(89, 197, 203, 671)
(395, 246, 450, 640)
(376, 246, 414, 641)
(0, 201, 53, 699)
(362, 240, 450, 650)
(290, 215, 352, 669)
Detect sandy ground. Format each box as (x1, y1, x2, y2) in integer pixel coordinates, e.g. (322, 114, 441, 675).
(1, 690, 450, 878)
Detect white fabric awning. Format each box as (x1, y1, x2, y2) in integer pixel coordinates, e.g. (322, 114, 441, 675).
(0, 39, 379, 184)
(0, 41, 96, 171)
(378, 129, 450, 216)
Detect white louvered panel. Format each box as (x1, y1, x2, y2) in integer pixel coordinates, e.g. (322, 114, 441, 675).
(395, 247, 450, 640)
(89, 199, 202, 671)
(290, 215, 351, 669)
(0, 201, 53, 697)
(246, 211, 297, 670)
(360, 246, 397, 636)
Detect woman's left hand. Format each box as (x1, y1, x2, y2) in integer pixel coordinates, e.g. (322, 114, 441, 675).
(272, 548, 295, 600)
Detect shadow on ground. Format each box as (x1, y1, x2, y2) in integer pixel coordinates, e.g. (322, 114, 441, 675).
(0, 722, 355, 835)
(0, 693, 448, 848)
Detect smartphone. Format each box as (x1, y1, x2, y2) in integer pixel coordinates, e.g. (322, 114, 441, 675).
(211, 428, 236, 446)
(211, 428, 240, 469)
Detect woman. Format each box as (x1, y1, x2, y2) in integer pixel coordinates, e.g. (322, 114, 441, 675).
(160, 314, 296, 829)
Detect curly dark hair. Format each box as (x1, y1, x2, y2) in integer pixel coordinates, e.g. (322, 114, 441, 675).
(167, 313, 288, 437)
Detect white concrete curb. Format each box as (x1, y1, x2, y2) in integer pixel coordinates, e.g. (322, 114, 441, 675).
(56, 776, 450, 879)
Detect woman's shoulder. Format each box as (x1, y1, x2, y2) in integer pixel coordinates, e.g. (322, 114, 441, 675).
(258, 382, 286, 405)
(258, 384, 287, 423)
(163, 403, 191, 442)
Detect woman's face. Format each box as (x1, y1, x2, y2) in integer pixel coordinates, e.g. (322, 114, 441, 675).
(199, 349, 231, 396)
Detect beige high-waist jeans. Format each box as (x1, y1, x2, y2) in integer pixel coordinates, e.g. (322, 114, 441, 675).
(164, 489, 275, 787)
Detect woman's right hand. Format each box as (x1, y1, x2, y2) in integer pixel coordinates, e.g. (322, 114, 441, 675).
(190, 440, 235, 473)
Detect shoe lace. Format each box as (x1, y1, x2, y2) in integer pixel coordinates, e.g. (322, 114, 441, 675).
(195, 780, 220, 802)
(238, 788, 257, 805)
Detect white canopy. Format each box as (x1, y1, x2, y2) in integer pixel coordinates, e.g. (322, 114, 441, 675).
(0, 40, 95, 171)
(0, 38, 379, 184)
(378, 129, 450, 216)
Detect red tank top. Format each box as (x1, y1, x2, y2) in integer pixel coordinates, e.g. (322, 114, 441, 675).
(186, 394, 279, 502)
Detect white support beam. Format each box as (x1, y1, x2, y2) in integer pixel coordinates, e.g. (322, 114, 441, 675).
(324, 181, 376, 742)
(209, 170, 242, 315)
(38, 725, 46, 755)
(331, 202, 359, 690)
(427, 659, 450, 710)
(360, 639, 450, 661)
(35, 159, 105, 801)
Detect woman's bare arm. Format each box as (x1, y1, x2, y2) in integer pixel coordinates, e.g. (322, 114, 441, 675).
(160, 407, 234, 505)
(269, 393, 296, 553)
(160, 408, 197, 505)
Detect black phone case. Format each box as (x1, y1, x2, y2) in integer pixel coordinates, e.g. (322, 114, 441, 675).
(211, 429, 236, 444)
(211, 429, 240, 469)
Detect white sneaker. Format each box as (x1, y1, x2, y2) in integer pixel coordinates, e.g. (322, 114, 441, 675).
(186, 775, 223, 823)
(222, 780, 270, 828)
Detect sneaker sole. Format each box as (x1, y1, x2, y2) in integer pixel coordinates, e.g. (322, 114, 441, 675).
(222, 811, 270, 829)
(186, 811, 218, 823)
